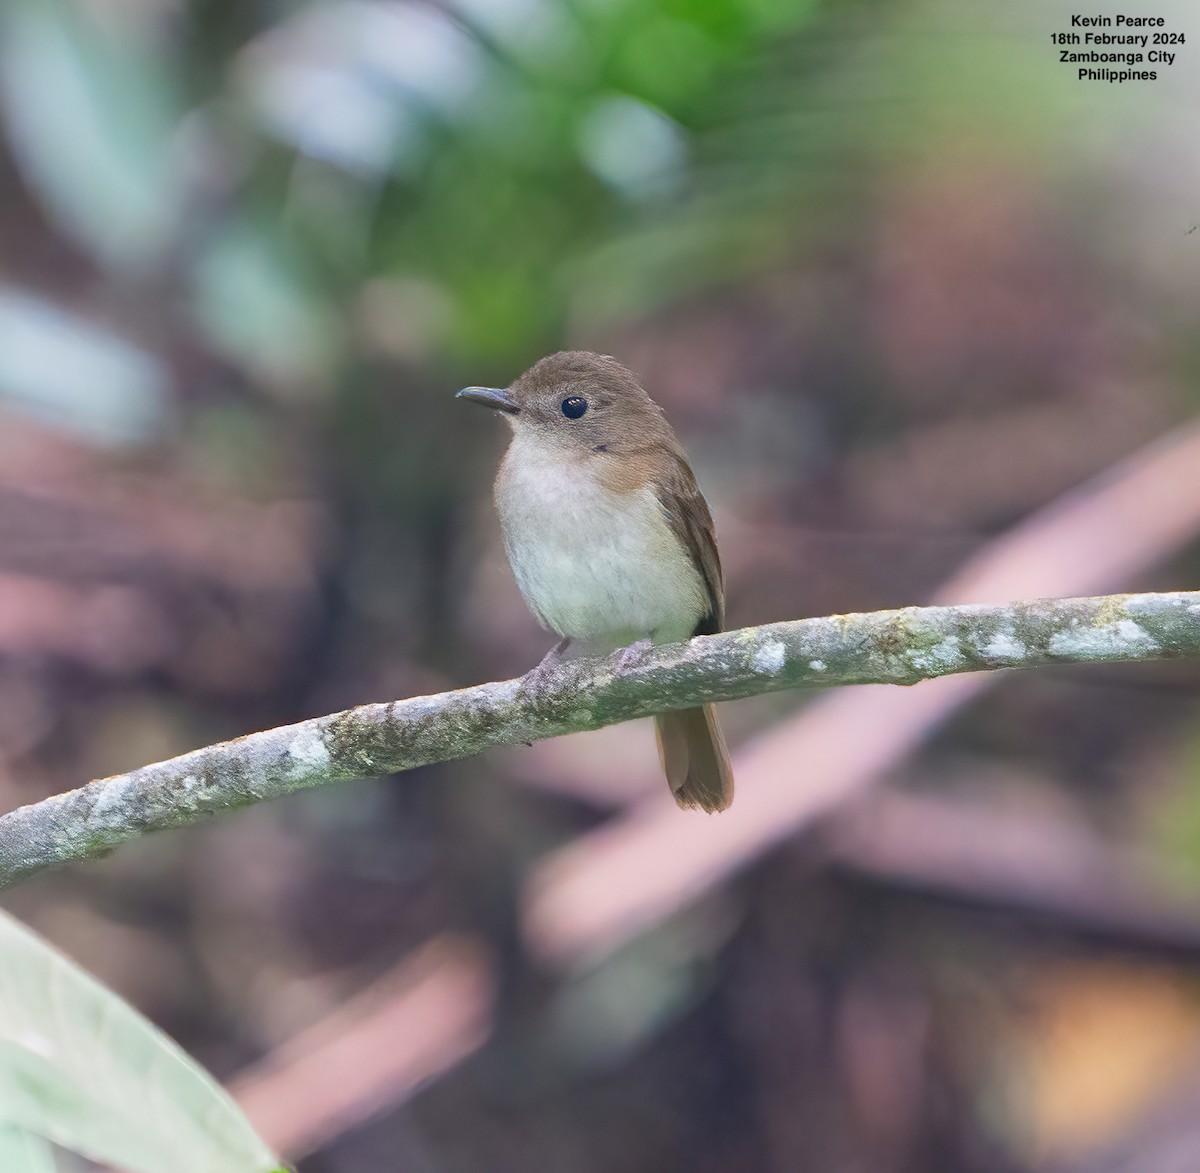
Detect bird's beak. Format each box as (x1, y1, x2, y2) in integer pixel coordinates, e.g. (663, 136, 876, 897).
(456, 386, 520, 414)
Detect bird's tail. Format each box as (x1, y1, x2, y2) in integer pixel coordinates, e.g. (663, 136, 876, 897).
(655, 704, 734, 813)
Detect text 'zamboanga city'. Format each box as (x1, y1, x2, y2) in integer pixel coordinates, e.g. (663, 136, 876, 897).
(1053, 14, 1185, 81)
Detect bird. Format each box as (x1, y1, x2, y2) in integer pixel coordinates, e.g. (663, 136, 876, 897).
(457, 350, 733, 812)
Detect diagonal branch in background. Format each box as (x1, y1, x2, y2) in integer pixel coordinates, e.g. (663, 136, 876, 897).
(824, 789, 1200, 961)
(524, 418, 1200, 967)
(197, 418, 1200, 1159)
(229, 935, 493, 1160)
(0, 589, 1198, 889)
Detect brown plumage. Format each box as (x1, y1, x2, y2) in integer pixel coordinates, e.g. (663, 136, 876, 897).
(458, 350, 734, 812)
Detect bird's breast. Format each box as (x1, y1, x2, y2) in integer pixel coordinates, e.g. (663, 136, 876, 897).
(494, 440, 707, 647)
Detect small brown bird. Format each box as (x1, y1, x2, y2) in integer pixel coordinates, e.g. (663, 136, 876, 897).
(458, 351, 733, 812)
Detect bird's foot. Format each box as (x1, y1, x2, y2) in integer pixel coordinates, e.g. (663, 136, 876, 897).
(522, 637, 571, 692)
(615, 638, 654, 673)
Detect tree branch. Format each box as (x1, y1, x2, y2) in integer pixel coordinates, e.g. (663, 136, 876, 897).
(0, 590, 1197, 888)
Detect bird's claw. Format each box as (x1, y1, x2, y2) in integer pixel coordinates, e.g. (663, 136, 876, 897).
(522, 637, 571, 693)
(615, 638, 654, 672)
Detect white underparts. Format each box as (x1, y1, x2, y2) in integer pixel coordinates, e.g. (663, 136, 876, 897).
(495, 433, 707, 648)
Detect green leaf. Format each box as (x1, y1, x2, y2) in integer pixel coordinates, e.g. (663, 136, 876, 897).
(0, 1124, 56, 1173)
(191, 217, 337, 387)
(0, 287, 170, 449)
(0, 0, 183, 271)
(0, 909, 279, 1173)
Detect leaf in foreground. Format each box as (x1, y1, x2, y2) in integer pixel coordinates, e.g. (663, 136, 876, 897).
(0, 1123, 56, 1173)
(0, 909, 280, 1173)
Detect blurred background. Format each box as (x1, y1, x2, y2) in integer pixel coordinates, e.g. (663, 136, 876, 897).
(2, 0, 1200, 1168)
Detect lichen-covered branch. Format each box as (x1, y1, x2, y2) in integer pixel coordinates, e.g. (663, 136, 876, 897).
(0, 590, 1197, 888)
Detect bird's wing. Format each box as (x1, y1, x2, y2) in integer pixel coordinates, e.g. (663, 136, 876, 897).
(653, 450, 724, 635)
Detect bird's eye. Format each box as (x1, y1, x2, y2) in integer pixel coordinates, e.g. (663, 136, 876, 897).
(561, 396, 588, 420)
